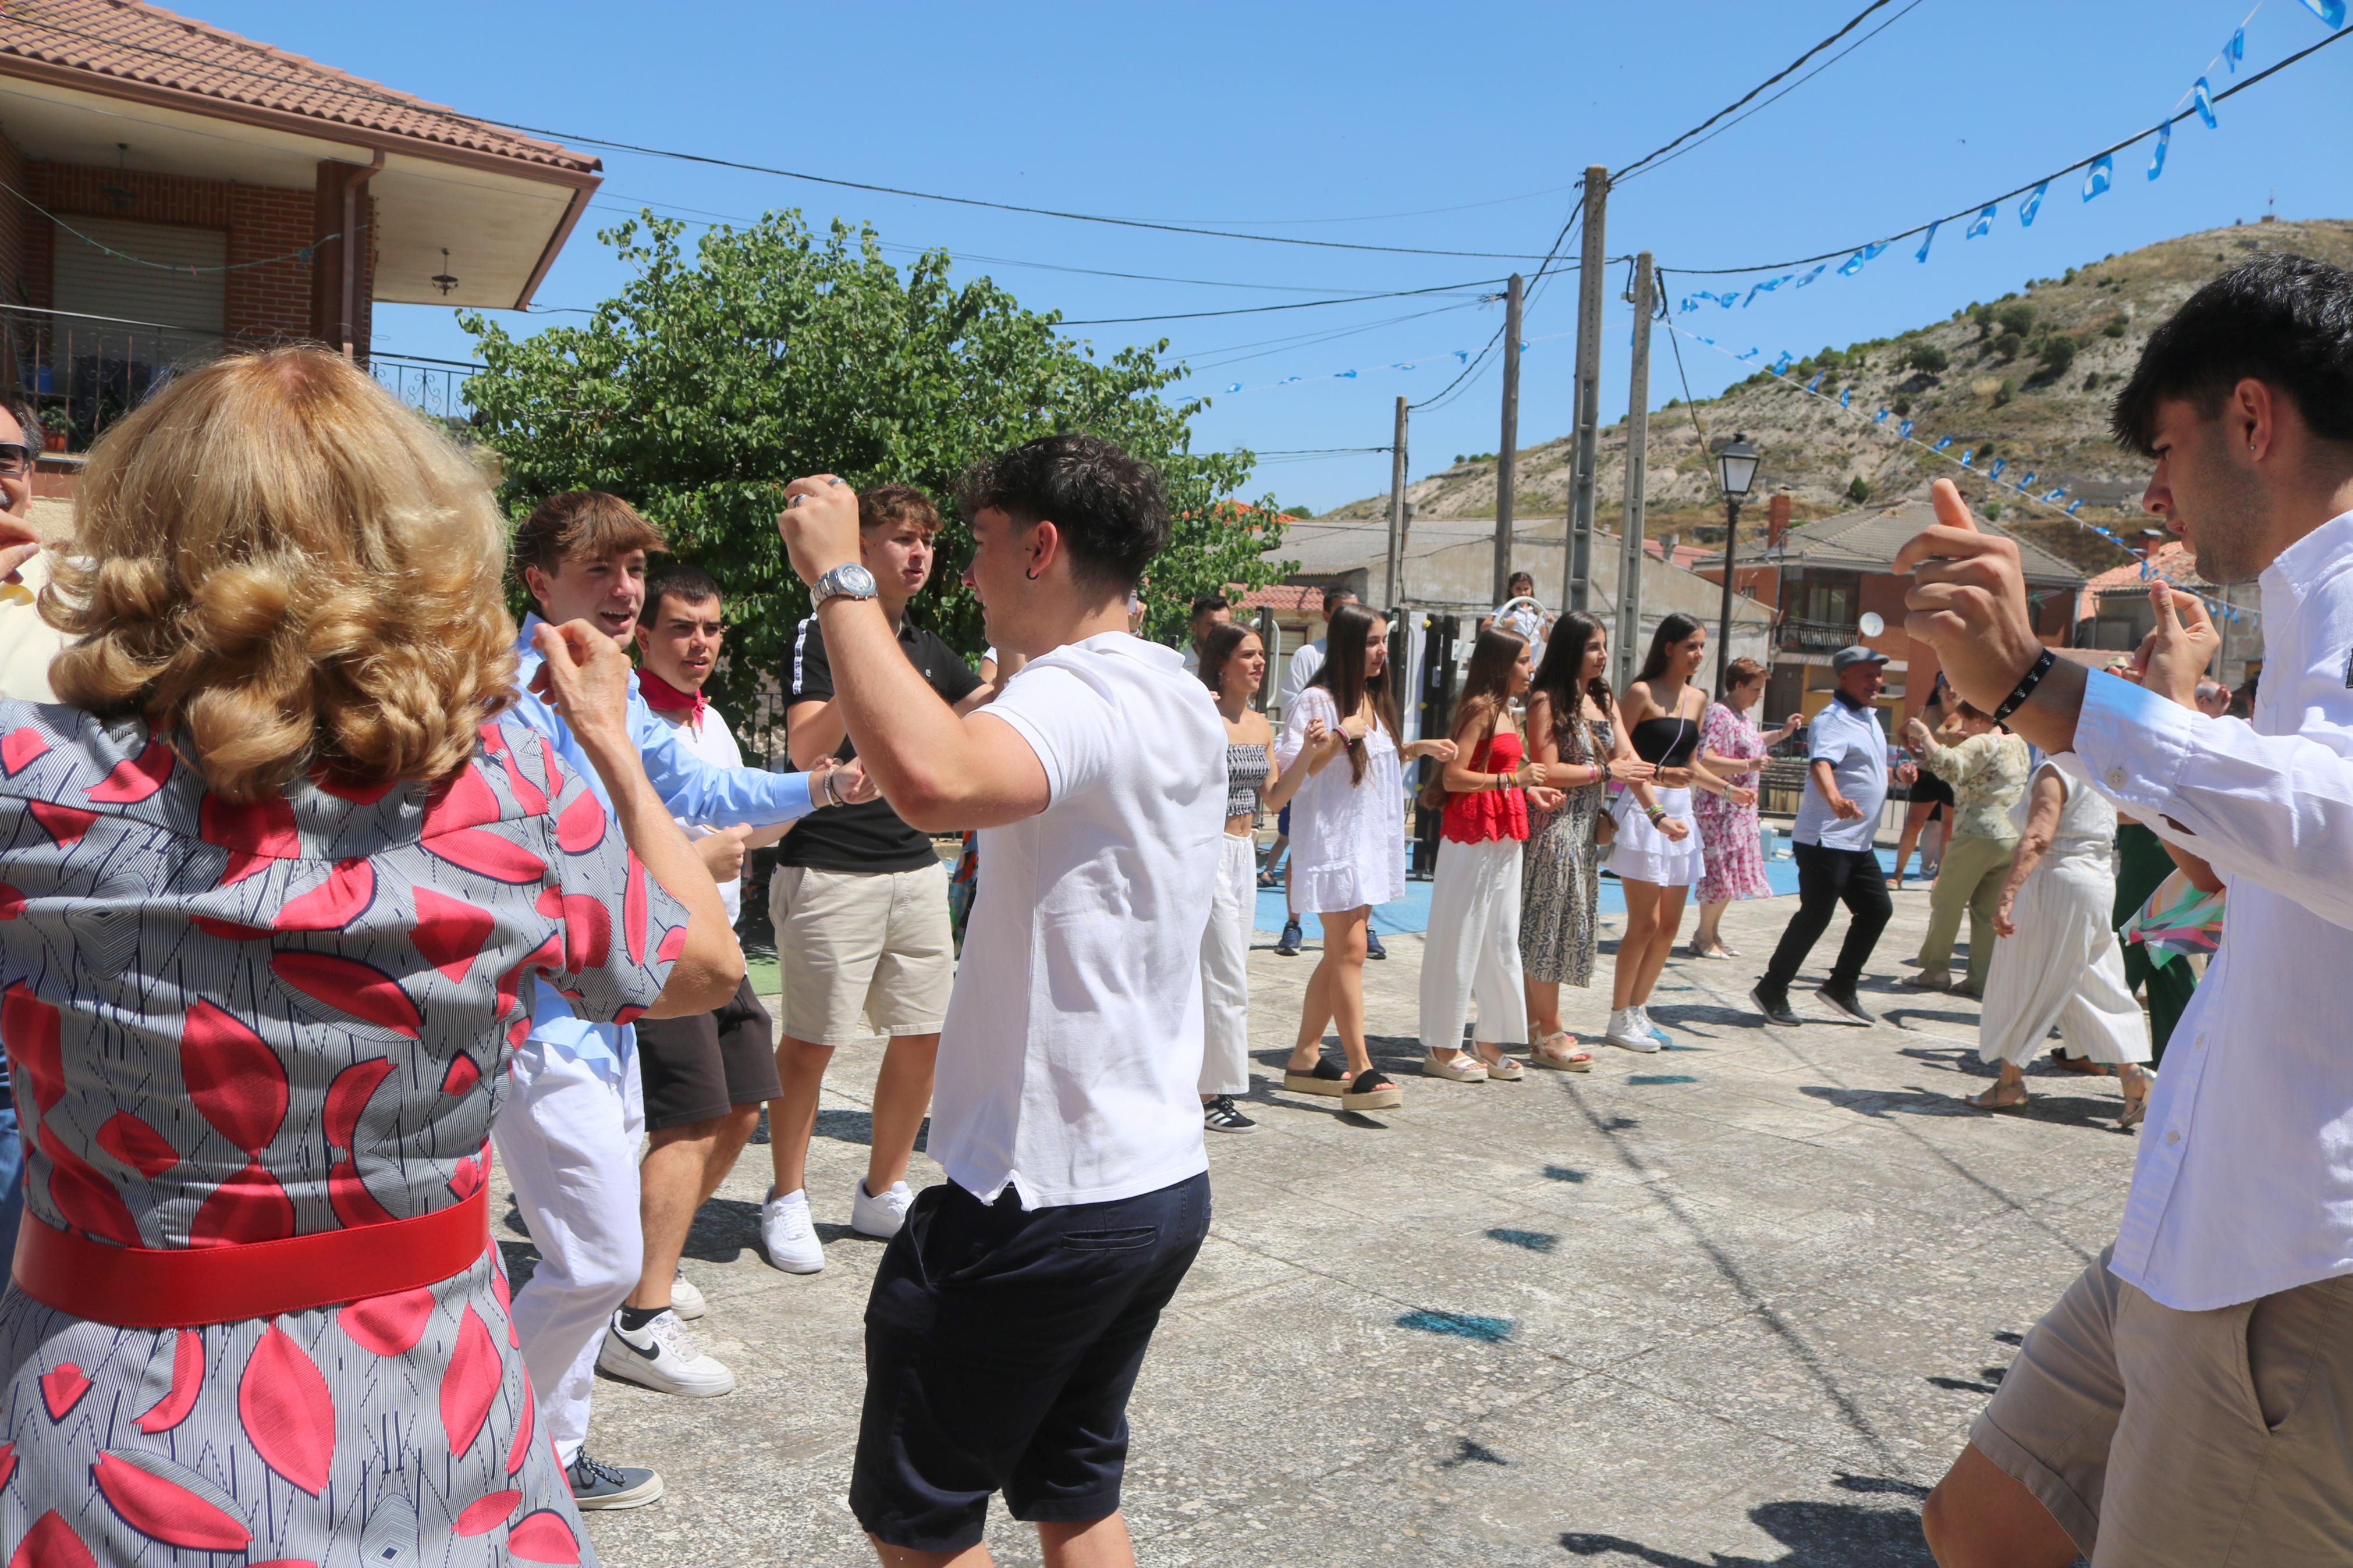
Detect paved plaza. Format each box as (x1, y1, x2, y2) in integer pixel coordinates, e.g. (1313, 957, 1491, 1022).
(492, 879, 2139, 1567)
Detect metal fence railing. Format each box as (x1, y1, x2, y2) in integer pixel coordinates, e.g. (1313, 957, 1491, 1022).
(0, 304, 482, 449)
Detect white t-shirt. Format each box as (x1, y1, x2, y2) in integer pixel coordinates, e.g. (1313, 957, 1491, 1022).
(1282, 638, 1327, 710)
(650, 702, 747, 923)
(934, 632, 1225, 1208)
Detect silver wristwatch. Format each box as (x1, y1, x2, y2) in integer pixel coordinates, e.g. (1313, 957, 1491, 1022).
(813, 561, 878, 606)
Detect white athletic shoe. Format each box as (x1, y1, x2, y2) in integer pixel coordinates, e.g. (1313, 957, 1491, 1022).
(1638, 1007, 1676, 1048)
(850, 1178, 915, 1240)
(597, 1309, 737, 1398)
(669, 1266, 706, 1322)
(1603, 1009, 1662, 1053)
(760, 1187, 824, 1274)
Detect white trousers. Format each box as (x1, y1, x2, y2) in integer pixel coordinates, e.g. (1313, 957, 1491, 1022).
(494, 1037, 644, 1468)
(1979, 854, 2152, 1068)
(1419, 835, 1529, 1052)
(1199, 831, 1255, 1096)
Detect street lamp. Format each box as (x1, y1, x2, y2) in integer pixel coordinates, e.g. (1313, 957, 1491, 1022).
(1713, 432, 1760, 696)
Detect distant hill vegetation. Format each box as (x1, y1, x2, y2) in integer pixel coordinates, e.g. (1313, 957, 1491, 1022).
(1323, 218, 2353, 573)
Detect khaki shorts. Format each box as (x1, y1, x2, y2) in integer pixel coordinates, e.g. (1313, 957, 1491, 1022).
(1973, 1246, 2353, 1565)
(770, 859, 954, 1045)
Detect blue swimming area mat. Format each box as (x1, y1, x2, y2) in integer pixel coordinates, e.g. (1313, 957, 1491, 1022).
(1252, 833, 1903, 936)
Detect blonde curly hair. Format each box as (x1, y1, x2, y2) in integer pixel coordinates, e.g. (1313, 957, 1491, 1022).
(42, 347, 516, 801)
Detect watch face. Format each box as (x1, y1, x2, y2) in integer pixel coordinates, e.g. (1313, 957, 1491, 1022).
(826, 564, 877, 598)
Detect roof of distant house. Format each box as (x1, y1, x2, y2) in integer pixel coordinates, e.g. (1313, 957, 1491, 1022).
(2081, 538, 2206, 596)
(1694, 497, 2086, 586)
(0, 0, 599, 175)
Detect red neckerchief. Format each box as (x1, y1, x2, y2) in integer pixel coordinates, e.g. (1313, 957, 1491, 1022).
(638, 668, 707, 728)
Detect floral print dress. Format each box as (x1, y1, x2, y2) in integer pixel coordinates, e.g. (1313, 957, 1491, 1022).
(0, 702, 683, 1568)
(1693, 702, 1772, 905)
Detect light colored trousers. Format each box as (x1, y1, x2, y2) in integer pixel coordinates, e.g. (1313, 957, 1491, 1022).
(1199, 831, 1255, 1096)
(494, 1035, 644, 1468)
(1915, 831, 2018, 987)
(1979, 851, 2150, 1067)
(1419, 835, 1530, 1052)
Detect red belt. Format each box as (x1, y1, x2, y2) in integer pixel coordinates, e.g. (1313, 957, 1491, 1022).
(12, 1183, 489, 1328)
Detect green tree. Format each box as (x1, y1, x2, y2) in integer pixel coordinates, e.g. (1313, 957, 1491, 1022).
(1845, 475, 1870, 503)
(460, 211, 1290, 724)
(1905, 344, 1949, 375)
(1996, 302, 2038, 338)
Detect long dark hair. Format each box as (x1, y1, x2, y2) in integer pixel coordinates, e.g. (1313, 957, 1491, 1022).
(1197, 620, 1257, 697)
(1310, 601, 1398, 786)
(1634, 612, 1705, 691)
(1529, 611, 1610, 763)
(1448, 627, 1526, 746)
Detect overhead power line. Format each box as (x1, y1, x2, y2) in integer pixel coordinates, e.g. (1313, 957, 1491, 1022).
(0, 13, 1559, 261)
(1057, 277, 1507, 326)
(1613, 0, 1907, 182)
(1659, 22, 2353, 276)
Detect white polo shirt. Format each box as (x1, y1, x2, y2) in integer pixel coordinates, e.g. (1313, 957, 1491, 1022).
(1793, 692, 1892, 852)
(931, 632, 1225, 1208)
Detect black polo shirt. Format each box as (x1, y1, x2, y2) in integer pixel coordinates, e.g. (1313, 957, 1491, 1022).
(782, 613, 984, 873)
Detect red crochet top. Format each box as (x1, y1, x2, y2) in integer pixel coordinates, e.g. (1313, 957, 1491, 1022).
(1441, 729, 1529, 844)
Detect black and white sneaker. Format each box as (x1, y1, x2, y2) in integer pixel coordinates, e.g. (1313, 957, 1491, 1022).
(1749, 984, 1802, 1027)
(1815, 986, 1876, 1027)
(597, 1309, 737, 1397)
(568, 1450, 663, 1511)
(1203, 1096, 1257, 1133)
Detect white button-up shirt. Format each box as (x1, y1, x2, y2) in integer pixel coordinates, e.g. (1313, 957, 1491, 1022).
(2062, 507, 2353, 1311)
(1793, 694, 1892, 852)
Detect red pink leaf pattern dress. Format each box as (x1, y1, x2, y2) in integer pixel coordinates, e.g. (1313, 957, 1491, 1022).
(0, 704, 683, 1567)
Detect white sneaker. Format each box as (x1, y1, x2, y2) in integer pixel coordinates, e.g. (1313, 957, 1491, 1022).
(1638, 1007, 1675, 1048)
(850, 1178, 914, 1240)
(669, 1265, 706, 1321)
(760, 1187, 824, 1274)
(597, 1309, 737, 1398)
(1603, 1009, 1662, 1053)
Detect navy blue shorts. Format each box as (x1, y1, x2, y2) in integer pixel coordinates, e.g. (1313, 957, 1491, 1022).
(1277, 802, 1291, 837)
(849, 1171, 1211, 1552)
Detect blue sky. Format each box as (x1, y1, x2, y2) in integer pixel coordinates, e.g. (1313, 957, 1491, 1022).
(206, 0, 2351, 513)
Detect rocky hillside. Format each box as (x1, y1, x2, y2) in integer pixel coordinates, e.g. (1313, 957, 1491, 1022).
(1324, 218, 2353, 571)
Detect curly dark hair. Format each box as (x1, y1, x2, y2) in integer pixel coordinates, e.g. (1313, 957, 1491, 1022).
(957, 432, 1169, 592)
(2113, 252, 2353, 456)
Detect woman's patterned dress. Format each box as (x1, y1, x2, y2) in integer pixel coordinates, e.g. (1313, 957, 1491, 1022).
(0, 702, 683, 1567)
(1520, 713, 1613, 987)
(1692, 702, 1772, 905)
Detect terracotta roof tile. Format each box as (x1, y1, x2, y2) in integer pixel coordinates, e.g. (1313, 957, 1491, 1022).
(0, 0, 598, 175)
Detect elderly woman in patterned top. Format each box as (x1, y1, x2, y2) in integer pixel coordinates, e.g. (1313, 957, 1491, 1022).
(0, 347, 741, 1566)
(1900, 701, 2032, 998)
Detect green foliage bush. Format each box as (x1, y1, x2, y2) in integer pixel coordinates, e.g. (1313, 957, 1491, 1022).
(462, 211, 1288, 715)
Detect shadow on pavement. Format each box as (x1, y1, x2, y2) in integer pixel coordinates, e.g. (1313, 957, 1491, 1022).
(1560, 1472, 1934, 1566)
(1798, 1082, 2125, 1132)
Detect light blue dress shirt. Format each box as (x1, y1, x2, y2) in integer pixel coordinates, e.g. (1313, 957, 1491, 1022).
(1792, 692, 1893, 852)
(509, 614, 821, 1078)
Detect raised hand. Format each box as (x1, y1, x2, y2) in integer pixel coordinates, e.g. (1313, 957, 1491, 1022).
(1895, 478, 2046, 713)
(2132, 583, 2222, 710)
(529, 619, 636, 753)
(775, 474, 861, 588)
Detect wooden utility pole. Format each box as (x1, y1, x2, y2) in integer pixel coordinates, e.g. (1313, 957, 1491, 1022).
(1565, 166, 1609, 611)
(1385, 396, 1410, 609)
(1492, 273, 1524, 606)
(1616, 252, 1654, 694)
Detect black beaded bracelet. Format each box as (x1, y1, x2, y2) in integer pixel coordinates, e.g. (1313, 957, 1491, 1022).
(1991, 648, 2056, 725)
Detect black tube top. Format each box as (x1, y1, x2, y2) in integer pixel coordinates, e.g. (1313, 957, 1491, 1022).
(1630, 714, 1698, 768)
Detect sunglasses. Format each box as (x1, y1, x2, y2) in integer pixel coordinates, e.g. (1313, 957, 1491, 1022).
(0, 445, 33, 478)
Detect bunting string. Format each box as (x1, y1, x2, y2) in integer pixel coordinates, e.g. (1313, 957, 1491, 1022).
(1664, 318, 2256, 627)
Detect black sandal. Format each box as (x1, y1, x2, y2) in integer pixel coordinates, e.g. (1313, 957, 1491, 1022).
(1283, 1056, 1350, 1098)
(1342, 1069, 1403, 1112)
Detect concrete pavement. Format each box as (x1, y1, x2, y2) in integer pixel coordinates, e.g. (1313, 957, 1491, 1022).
(492, 878, 2137, 1566)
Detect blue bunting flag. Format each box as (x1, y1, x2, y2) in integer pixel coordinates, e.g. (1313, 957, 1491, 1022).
(1873, 408, 1890, 423)
(2149, 120, 2171, 180)
(1933, 435, 1954, 451)
(2299, 0, 2345, 29)
(1805, 370, 1826, 391)
(1794, 263, 1830, 287)
(2020, 182, 2049, 227)
(2017, 471, 2038, 491)
(1838, 249, 1869, 276)
(1967, 204, 1997, 239)
(2042, 487, 2067, 501)
(2067, 499, 2085, 514)
(1989, 458, 2008, 480)
(1917, 220, 1941, 262)
(2192, 77, 2218, 129)
(2227, 26, 2245, 69)
(1839, 388, 1852, 407)
(2084, 154, 2114, 200)
(1898, 419, 1916, 438)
